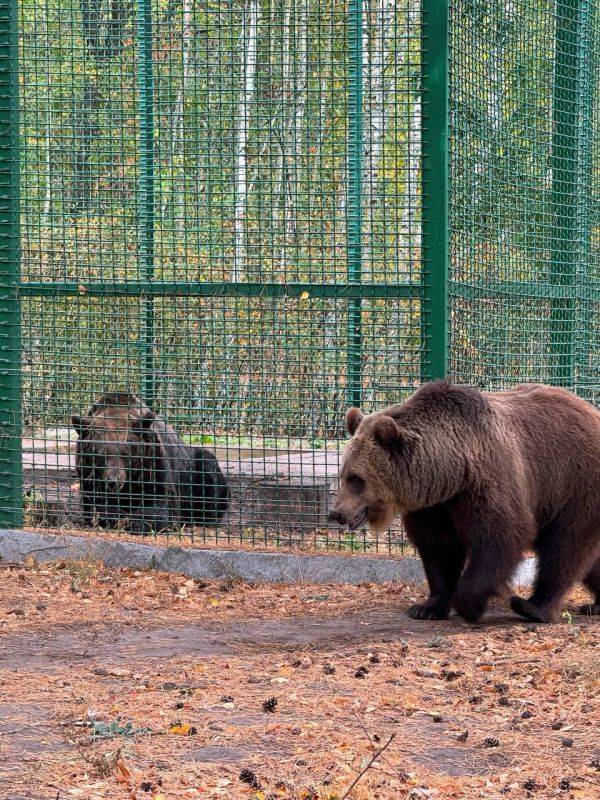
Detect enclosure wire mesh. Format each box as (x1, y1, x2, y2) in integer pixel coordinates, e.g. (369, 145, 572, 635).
(15, 0, 422, 552)
(449, 0, 600, 399)
(8, 0, 600, 552)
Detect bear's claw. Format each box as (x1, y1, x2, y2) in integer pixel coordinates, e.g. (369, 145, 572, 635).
(510, 595, 557, 623)
(451, 592, 485, 623)
(407, 602, 449, 621)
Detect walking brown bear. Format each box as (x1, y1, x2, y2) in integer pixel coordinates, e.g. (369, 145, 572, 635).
(328, 381, 600, 623)
(72, 392, 229, 532)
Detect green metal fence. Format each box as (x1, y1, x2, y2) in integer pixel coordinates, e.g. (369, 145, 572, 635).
(0, 0, 598, 551)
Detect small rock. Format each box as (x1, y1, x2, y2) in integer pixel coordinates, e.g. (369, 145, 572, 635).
(456, 730, 469, 742)
(551, 720, 564, 730)
(521, 710, 533, 719)
(432, 714, 443, 723)
(107, 667, 131, 678)
(425, 636, 447, 649)
(558, 778, 571, 791)
(523, 778, 538, 791)
(323, 664, 336, 675)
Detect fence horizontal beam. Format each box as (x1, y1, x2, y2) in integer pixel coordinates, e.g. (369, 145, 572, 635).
(451, 281, 600, 303)
(17, 281, 422, 301)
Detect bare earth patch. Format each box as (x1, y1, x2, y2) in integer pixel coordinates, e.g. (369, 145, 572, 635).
(0, 559, 598, 799)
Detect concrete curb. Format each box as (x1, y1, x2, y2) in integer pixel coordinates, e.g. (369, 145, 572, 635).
(0, 528, 536, 587)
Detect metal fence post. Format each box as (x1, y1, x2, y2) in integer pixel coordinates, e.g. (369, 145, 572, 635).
(347, 0, 363, 408)
(573, 0, 594, 397)
(550, 0, 588, 388)
(136, 0, 156, 408)
(0, 0, 22, 527)
(421, 0, 449, 382)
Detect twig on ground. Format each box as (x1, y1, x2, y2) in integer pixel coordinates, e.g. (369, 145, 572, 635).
(339, 732, 396, 800)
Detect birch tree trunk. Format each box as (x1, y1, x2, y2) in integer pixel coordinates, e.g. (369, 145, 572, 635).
(286, 0, 308, 257)
(363, 0, 393, 277)
(401, 95, 421, 251)
(42, 6, 53, 225)
(172, 0, 193, 236)
(275, 0, 292, 270)
(233, 0, 259, 282)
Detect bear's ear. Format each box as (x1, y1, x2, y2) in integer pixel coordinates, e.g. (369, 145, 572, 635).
(133, 409, 156, 432)
(72, 415, 91, 436)
(372, 415, 401, 450)
(372, 417, 422, 455)
(345, 407, 364, 436)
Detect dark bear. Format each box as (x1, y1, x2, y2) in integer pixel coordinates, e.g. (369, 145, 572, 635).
(72, 392, 229, 532)
(328, 381, 600, 623)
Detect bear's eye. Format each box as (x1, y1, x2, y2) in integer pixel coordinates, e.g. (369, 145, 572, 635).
(347, 473, 365, 492)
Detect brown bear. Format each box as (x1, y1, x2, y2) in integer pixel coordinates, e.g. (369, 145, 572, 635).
(72, 392, 229, 532)
(328, 381, 600, 623)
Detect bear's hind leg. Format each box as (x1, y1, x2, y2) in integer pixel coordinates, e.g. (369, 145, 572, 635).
(452, 498, 528, 623)
(511, 515, 597, 623)
(404, 506, 466, 621)
(580, 558, 600, 616)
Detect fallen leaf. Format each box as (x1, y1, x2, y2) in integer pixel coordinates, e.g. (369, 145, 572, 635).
(116, 759, 132, 784)
(169, 722, 197, 736)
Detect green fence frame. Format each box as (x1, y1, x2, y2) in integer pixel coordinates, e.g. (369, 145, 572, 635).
(0, 0, 21, 528)
(421, 0, 449, 382)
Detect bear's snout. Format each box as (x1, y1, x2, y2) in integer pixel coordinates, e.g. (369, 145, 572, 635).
(105, 460, 127, 493)
(328, 506, 367, 530)
(327, 509, 347, 525)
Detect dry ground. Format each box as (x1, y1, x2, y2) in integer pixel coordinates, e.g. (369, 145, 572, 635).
(0, 558, 598, 800)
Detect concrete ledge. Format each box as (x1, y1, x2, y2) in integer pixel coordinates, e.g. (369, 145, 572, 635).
(0, 529, 536, 587)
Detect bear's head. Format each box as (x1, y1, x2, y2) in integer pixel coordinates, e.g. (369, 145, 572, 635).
(72, 396, 157, 493)
(328, 407, 424, 533)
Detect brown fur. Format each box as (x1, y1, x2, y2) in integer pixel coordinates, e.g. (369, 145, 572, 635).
(329, 381, 600, 623)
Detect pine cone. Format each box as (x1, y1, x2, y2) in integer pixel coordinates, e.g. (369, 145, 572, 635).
(262, 696, 278, 713)
(239, 769, 261, 789)
(483, 737, 500, 748)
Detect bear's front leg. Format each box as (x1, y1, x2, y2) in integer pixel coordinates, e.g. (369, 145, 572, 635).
(404, 506, 466, 620)
(128, 504, 172, 534)
(450, 495, 529, 623)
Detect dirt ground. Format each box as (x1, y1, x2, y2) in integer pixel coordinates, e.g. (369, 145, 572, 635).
(0, 559, 598, 800)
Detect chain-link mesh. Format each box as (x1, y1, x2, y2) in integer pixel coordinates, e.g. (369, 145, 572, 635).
(449, 0, 600, 400)
(13, 0, 422, 551)
(2, 1, 598, 552)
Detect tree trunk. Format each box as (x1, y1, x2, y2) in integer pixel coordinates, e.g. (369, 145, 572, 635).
(172, 0, 194, 236)
(233, 0, 259, 282)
